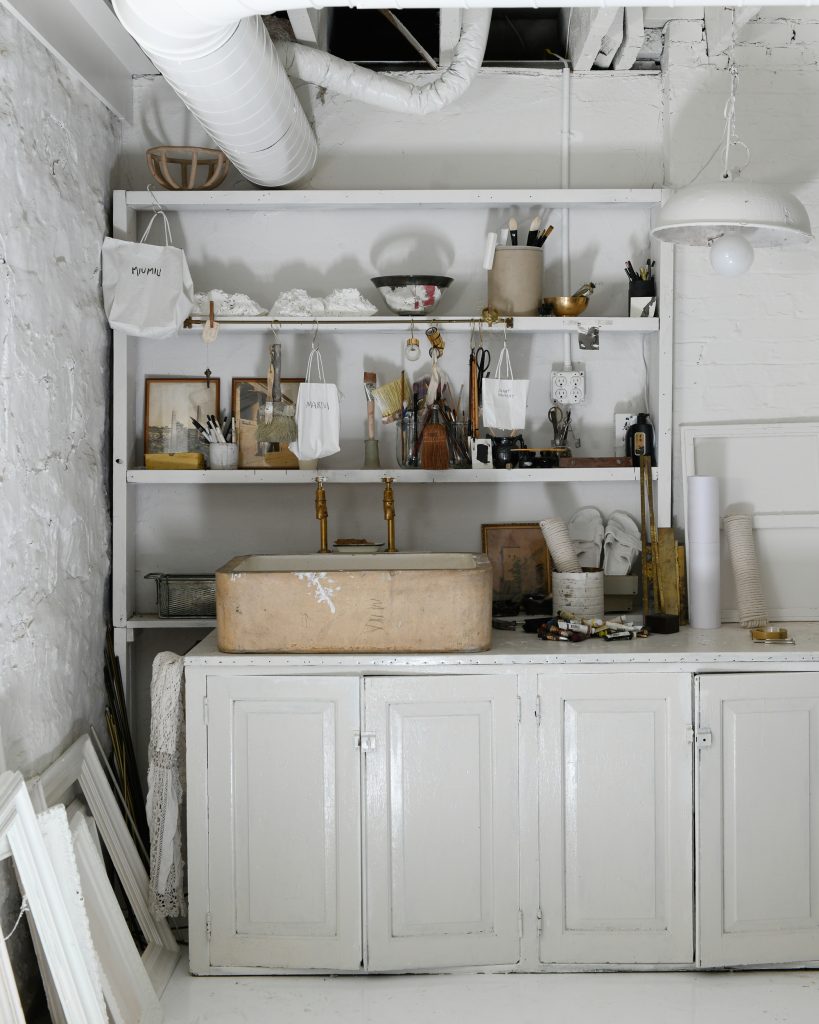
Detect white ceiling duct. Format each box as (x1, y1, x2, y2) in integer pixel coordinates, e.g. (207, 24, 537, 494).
(112, 1, 491, 187)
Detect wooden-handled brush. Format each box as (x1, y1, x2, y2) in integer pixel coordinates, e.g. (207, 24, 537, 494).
(256, 342, 296, 444)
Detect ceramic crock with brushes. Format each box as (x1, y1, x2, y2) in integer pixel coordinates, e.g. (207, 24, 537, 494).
(289, 344, 340, 461)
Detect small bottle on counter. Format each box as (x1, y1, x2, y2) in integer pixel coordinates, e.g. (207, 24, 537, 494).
(626, 412, 655, 466)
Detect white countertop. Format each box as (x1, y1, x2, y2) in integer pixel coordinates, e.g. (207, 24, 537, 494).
(184, 623, 819, 671)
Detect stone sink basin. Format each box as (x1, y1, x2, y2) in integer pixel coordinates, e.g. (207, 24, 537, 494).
(216, 553, 492, 654)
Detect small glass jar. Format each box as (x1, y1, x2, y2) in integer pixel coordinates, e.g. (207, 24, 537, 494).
(396, 410, 418, 468)
(448, 421, 471, 468)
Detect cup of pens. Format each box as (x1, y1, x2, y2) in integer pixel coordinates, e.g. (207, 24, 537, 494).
(192, 414, 239, 469)
(626, 259, 657, 317)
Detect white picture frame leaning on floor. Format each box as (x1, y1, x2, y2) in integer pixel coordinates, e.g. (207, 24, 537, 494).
(31, 734, 179, 995)
(0, 771, 107, 1024)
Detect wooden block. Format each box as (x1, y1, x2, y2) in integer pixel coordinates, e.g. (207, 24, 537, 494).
(677, 545, 688, 626)
(145, 452, 205, 470)
(657, 527, 680, 616)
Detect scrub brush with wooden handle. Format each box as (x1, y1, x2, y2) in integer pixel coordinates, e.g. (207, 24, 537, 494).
(257, 342, 296, 444)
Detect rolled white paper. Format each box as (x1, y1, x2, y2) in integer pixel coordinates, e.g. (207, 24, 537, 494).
(687, 541, 721, 629)
(687, 475, 720, 545)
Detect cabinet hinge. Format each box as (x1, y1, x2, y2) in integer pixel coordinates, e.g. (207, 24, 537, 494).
(205, 912, 212, 941)
(203, 697, 209, 726)
(518, 909, 524, 938)
(358, 733, 377, 753)
(536, 908, 543, 936)
(686, 727, 712, 748)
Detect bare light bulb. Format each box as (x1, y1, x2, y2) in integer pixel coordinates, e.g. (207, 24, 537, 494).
(405, 337, 421, 362)
(709, 232, 754, 276)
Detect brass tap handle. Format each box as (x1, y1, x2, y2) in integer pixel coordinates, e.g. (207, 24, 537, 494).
(382, 476, 397, 553)
(315, 476, 329, 554)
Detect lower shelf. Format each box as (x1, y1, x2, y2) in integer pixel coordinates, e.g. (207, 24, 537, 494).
(125, 614, 216, 629)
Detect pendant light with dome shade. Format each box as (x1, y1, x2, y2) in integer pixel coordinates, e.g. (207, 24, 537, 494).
(650, 38, 812, 275)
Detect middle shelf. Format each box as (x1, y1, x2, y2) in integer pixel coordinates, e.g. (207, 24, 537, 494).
(125, 467, 654, 485)
(180, 315, 660, 335)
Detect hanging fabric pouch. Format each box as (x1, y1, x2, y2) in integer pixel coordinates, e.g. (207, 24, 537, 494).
(102, 207, 194, 338)
(481, 341, 529, 430)
(289, 345, 341, 461)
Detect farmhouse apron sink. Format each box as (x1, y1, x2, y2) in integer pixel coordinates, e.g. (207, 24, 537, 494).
(215, 553, 492, 654)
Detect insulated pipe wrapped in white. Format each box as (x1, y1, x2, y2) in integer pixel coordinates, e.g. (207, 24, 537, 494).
(113, 1, 491, 188)
(275, 9, 492, 115)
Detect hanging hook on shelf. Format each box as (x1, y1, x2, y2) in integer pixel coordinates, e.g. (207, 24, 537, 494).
(310, 321, 319, 351)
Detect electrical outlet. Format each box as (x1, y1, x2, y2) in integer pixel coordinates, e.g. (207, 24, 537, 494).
(552, 369, 585, 404)
(614, 413, 637, 456)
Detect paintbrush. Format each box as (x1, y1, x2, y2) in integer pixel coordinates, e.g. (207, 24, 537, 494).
(256, 342, 296, 443)
(526, 216, 542, 246)
(508, 217, 518, 246)
(363, 372, 377, 439)
(536, 224, 555, 247)
(373, 374, 412, 422)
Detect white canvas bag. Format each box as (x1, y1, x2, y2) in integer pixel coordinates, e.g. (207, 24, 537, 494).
(481, 342, 529, 430)
(102, 208, 194, 338)
(289, 346, 341, 460)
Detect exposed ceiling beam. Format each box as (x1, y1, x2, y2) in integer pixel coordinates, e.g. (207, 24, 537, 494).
(705, 5, 760, 57)
(612, 6, 645, 69)
(0, 0, 154, 120)
(595, 7, 625, 68)
(286, 7, 329, 50)
(564, 7, 626, 72)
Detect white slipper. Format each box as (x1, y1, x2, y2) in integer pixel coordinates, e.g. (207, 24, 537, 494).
(603, 511, 642, 575)
(568, 507, 605, 569)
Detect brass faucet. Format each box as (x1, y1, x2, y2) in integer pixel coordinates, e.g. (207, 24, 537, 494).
(315, 476, 329, 553)
(383, 476, 397, 553)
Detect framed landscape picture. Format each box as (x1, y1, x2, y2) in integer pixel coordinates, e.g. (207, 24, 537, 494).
(231, 377, 303, 469)
(144, 376, 220, 457)
(481, 522, 552, 602)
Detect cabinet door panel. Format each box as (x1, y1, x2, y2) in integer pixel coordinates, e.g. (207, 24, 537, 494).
(206, 675, 361, 970)
(365, 675, 519, 970)
(698, 673, 819, 967)
(539, 672, 693, 964)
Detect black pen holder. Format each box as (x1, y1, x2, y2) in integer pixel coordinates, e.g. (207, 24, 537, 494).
(628, 279, 657, 318)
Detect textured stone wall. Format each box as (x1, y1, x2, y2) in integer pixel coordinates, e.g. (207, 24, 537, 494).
(0, 4, 119, 1002)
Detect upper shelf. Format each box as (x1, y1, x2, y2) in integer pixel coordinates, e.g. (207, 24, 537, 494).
(177, 315, 659, 335)
(124, 188, 665, 212)
(126, 467, 652, 485)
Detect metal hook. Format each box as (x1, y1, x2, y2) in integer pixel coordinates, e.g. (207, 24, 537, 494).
(468, 320, 476, 351)
(310, 321, 319, 351)
(146, 183, 164, 214)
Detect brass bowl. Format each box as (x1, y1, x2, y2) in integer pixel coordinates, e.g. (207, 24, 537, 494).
(542, 294, 590, 317)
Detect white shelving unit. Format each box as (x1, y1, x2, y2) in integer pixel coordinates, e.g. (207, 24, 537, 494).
(111, 188, 674, 718)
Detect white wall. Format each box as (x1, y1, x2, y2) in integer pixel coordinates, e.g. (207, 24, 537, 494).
(0, 5, 118, 1002)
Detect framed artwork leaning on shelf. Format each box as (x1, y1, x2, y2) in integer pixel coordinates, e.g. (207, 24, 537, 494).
(481, 522, 552, 605)
(231, 376, 303, 469)
(144, 376, 220, 457)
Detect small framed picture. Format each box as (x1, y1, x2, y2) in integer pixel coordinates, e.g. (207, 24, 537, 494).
(144, 376, 220, 457)
(231, 377, 303, 469)
(481, 522, 552, 602)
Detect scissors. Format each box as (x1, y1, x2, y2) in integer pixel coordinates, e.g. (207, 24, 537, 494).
(474, 345, 490, 404)
(549, 405, 568, 447)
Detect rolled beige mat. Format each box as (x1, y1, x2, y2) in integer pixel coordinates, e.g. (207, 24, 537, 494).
(724, 513, 768, 629)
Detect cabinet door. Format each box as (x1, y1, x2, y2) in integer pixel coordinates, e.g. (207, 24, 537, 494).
(698, 672, 819, 967)
(539, 672, 694, 964)
(206, 675, 362, 970)
(364, 674, 520, 970)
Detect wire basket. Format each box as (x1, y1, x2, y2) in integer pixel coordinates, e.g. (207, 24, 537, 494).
(145, 573, 216, 618)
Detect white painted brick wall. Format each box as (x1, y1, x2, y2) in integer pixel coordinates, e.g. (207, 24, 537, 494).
(0, 5, 118, 1005)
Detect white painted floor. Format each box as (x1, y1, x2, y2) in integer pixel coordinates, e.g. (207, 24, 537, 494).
(161, 960, 819, 1024)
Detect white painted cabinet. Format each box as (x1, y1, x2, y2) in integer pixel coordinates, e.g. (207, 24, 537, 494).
(188, 669, 520, 973)
(202, 675, 363, 971)
(363, 675, 521, 970)
(697, 672, 819, 967)
(538, 672, 694, 964)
